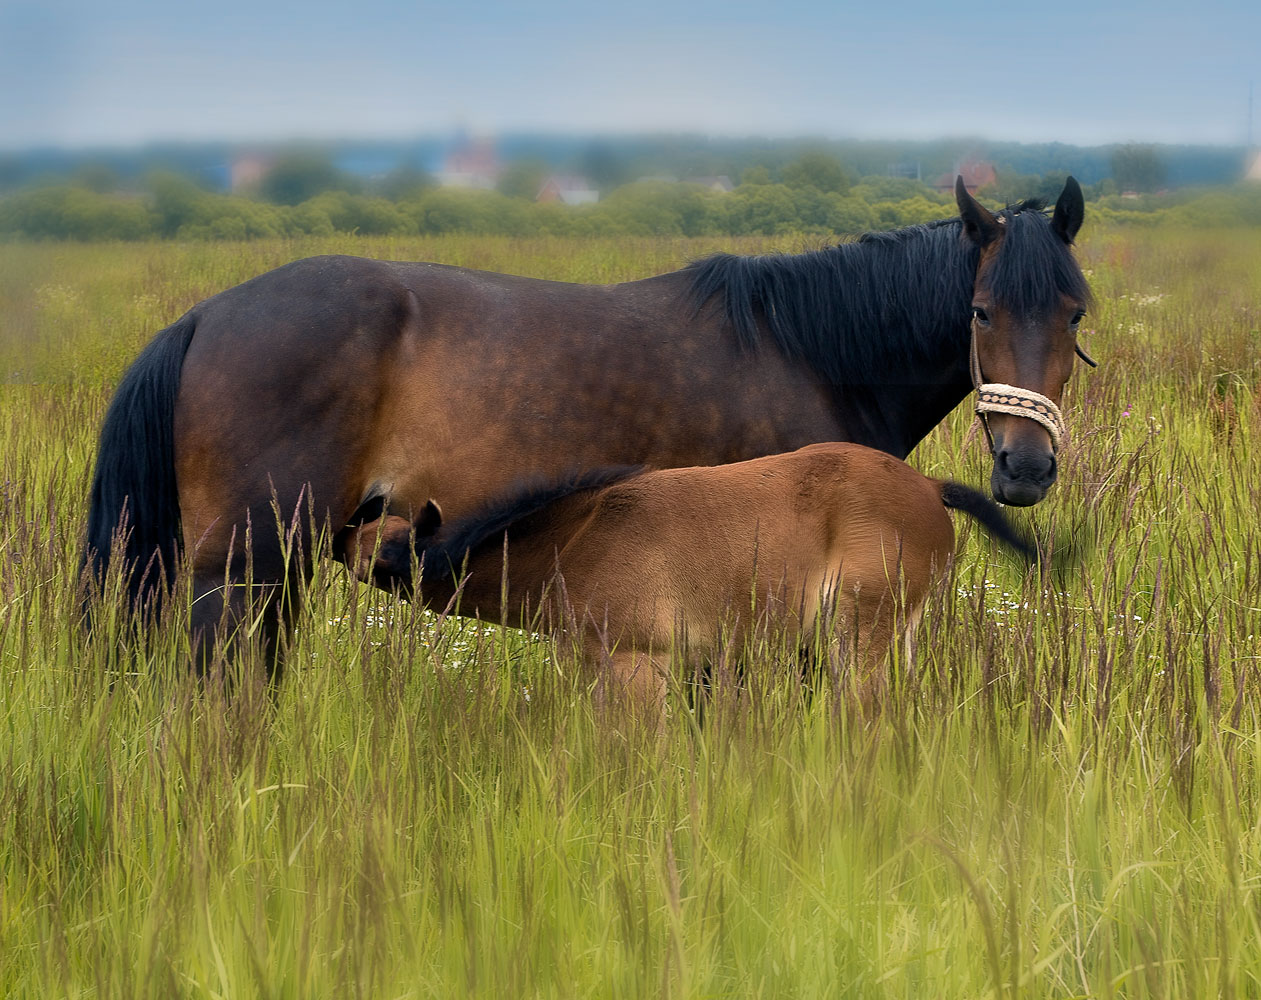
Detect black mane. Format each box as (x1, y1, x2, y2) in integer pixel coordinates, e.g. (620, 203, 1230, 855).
(419, 466, 644, 579)
(685, 201, 1090, 385)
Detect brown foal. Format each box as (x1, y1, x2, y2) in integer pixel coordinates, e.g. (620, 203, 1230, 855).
(337, 442, 1035, 714)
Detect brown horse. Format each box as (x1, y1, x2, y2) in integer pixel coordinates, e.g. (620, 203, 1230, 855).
(337, 443, 1037, 711)
(82, 179, 1091, 675)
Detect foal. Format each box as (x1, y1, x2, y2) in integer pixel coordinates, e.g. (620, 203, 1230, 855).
(335, 443, 1036, 711)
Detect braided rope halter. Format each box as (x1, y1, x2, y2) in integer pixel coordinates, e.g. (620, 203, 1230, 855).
(969, 316, 1066, 453)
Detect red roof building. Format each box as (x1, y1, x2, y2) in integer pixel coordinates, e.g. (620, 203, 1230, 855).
(933, 159, 997, 195)
(536, 175, 599, 205)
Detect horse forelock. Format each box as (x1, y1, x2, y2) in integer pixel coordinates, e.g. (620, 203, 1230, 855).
(982, 204, 1094, 317)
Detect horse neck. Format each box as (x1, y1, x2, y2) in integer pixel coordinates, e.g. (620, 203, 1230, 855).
(818, 230, 977, 456)
(830, 362, 974, 460)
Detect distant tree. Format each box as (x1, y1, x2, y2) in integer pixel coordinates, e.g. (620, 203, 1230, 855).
(723, 184, 798, 234)
(175, 196, 285, 240)
(74, 163, 120, 194)
(146, 171, 209, 236)
(0, 185, 155, 239)
(378, 165, 434, 202)
(302, 192, 413, 235)
(849, 176, 938, 203)
(580, 142, 625, 191)
(739, 165, 771, 186)
(600, 180, 722, 236)
(0, 157, 24, 192)
(260, 154, 359, 206)
(1085, 177, 1118, 199)
(781, 151, 851, 194)
(496, 159, 549, 200)
(1111, 144, 1166, 194)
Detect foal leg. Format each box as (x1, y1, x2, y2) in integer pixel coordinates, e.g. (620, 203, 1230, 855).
(593, 648, 668, 725)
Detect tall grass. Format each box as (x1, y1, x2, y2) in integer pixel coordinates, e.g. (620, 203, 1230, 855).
(1, 228, 1259, 997)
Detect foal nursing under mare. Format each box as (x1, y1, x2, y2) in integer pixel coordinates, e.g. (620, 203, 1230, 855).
(338, 443, 1037, 710)
(83, 179, 1093, 676)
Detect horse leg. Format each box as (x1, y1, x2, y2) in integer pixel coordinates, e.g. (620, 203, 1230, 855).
(592, 646, 668, 724)
(841, 581, 928, 718)
(831, 586, 900, 718)
(185, 502, 317, 684)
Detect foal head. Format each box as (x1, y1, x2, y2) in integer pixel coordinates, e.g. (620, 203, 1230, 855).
(957, 177, 1093, 507)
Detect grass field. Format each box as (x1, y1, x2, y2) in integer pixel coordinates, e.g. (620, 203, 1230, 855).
(1, 227, 1259, 998)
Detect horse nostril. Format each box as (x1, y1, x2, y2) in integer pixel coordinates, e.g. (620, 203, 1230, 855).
(995, 450, 1012, 474)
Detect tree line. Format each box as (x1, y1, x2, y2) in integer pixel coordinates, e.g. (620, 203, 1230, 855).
(2, 148, 1255, 242)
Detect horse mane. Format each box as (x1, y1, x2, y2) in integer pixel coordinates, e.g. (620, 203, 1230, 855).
(419, 465, 644, 578)
(685, 200, 1091, 385)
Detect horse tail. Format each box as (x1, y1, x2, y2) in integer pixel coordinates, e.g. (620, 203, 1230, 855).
(81, 311, 198, 617)
(939, 481, 1040, 565)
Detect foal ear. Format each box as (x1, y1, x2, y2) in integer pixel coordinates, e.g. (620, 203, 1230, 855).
(956, 176, 1002, 247)
(1051, 176, 1085, 244)
(414, 499, 443, 538)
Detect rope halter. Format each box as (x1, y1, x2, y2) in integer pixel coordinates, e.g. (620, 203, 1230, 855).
(969, 318, 1066, 452)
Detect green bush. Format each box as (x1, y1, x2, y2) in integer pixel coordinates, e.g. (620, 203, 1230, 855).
(175, 196, 286, 240)
(0, 185, 156, 240)
(303, 192, 413, 236)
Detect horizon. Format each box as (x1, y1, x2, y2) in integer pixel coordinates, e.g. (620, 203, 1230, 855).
(4, 0, 1258, 153)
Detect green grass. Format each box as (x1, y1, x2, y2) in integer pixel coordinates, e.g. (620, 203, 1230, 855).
(1, 229, 1259, 998)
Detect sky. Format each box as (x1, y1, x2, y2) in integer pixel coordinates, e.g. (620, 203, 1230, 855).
(1, 0, 1258, 151)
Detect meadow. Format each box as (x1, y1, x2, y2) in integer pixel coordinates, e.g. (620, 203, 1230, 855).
(0, 223, 1259, 998)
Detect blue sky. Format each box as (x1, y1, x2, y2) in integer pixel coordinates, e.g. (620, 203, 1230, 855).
(2, 0, 1257, 150)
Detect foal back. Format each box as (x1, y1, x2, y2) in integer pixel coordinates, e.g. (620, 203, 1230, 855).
(551, 443, 955, 660)
(342, 443, 963, 706)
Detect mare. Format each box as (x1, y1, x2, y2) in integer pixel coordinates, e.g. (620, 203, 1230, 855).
(82, 179, 1091, 676)
(337, 443, 1038, 713)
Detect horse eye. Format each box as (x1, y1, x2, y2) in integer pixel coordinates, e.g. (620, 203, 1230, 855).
(972, 306, 990, 325)
(1070, 310, 1086, 327)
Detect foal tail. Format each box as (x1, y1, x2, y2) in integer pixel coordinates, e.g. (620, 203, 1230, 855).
(939, 481, 1040, 565)
(81, 311, 198, 617)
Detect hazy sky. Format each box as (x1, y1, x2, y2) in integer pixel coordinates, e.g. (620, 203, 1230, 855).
(2, 0, 1257, 150)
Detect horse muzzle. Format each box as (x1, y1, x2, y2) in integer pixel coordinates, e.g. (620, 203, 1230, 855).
(974, 382, 1065, 507)
(990, 445, 1056, 506)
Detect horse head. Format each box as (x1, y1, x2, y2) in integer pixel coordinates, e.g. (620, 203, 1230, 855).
(956, 176, 1093, 507)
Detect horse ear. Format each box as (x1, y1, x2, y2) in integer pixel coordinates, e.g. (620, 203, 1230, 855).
(415, 499, 443, 538)
(956, 176, 1002, 247)
(1051, 176, 1085, 244)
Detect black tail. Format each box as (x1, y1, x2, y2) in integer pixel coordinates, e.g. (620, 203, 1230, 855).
(940, 481, 1040, 565)
(81, 311, 198, 616)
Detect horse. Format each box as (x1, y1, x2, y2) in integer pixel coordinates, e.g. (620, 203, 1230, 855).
(82, 178, 1092, 676)
(335, 442, 1038, 713)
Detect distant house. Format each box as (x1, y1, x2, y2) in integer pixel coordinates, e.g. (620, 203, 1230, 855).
(230, 154, 273, 192)
(437, 135, 500, 190)
(537, 175, 599, 205)
(1246, 150, 1261, 182)
(685, 175, 735, 193)
(933, 159, 997, 195)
